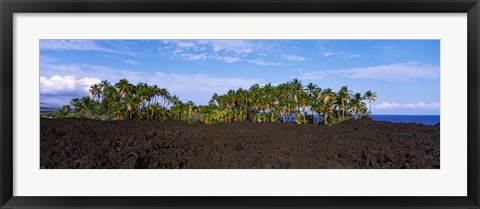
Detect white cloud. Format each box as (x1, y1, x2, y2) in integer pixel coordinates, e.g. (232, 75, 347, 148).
(176, 42, 195, 48)
(124, 60, 138, 65)
(181, 53, 208, 61)
(179, 53, 242, 63)
(348, 54, 364, 58)
(248, 59, 287, 67)
(322, 52, 334, 57)
(40, 40, 135, 56)
(321, 51, 364, 58)
(77, 77, 102, 93)
(219, 56, 242, 63)
(284, 55, 305, 61)
(300, 62, 439, 82)
(374, 102, 440, 110)
(40, 75, 100, 95)
(41, 40, 95, 50)
(212, 44, 223, 52)
(40, 40, 115, 53)
(173, 48, 184, 54)
(207, 40, 255, 54)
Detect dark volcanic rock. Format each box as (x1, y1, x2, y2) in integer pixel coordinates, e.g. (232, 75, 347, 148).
(40, 118, 440, 169)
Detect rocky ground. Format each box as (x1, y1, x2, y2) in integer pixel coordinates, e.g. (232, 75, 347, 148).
(40, 117, 440, 169)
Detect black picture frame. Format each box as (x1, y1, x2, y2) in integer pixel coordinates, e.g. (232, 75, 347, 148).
(1, 0, 479, 208)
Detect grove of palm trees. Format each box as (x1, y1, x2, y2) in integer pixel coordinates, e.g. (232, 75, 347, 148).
(41, 79, 440, 169)
(52, 78, 377, 126)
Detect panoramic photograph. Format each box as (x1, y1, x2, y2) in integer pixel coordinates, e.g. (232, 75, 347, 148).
(40, 40, 440, 169)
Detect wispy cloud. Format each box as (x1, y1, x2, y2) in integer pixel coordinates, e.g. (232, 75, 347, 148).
(300, 62, 439, 82)
(124, 60, 138, 65)
(40, 56, 59, 64)
(248, 59, 287, 67)
(321, 51, 364, 58)
(348, 53, 364, 58)
(40, 40, 135, 56)
(40, 40, 112, 52)
(160, 40, 261, 64)
(284, 55, 305, 61)
(213, 56, 242, 63)
(160, 40, 306, 66)
(321, 52, 334, 57)
(180, 53, 208, 61)
(374, 101, 440, 110)
(205, 40, 255, 54)
(176, 42, 196, 48)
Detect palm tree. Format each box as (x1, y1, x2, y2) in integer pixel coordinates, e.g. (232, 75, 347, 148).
(110, 100, 124, 120)
(101, 85, 120, 114)
(89, 84, 101, 102)
(70, 98, 80, 112)
(337, 85, 351, 120)
(98, 80, 110, 100)
(61, 105, 70, 114)
(157, 88, 169, 108)
(170, 96, 183, 120)
(349, 92, 365, 119)
(79, 96, 93, 117)
(115, 79, 132, 97)
(298, 91, 309, 124)
(209, 93, 219, 106)
(136, 82, 149, 108)
(124, 94, 139, 119)
(310, 99, 323, 125)
(363, 90, 377, 115)
(263, 83, 277, 122)
(289, 78, 303, 123)
(278, 99, 288, 123)
(321, 88, 336, 125)
(99, 80, 110, 90)
(305, 82, 319, 97)
(186, 101, 195, 119)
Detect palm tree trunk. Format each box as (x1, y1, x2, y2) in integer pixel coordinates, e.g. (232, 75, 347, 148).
(369, 100, 372, 114)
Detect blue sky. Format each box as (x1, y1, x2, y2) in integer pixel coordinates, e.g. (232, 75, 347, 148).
(40, 40, 440, 115)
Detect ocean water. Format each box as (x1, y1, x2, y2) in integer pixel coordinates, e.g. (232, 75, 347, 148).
(371, 115, 440, 125)
(280, 115, 440, 125)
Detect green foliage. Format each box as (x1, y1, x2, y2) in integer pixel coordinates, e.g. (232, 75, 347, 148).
(59, 78, 376, 125)
(52, 105, 71, 119)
